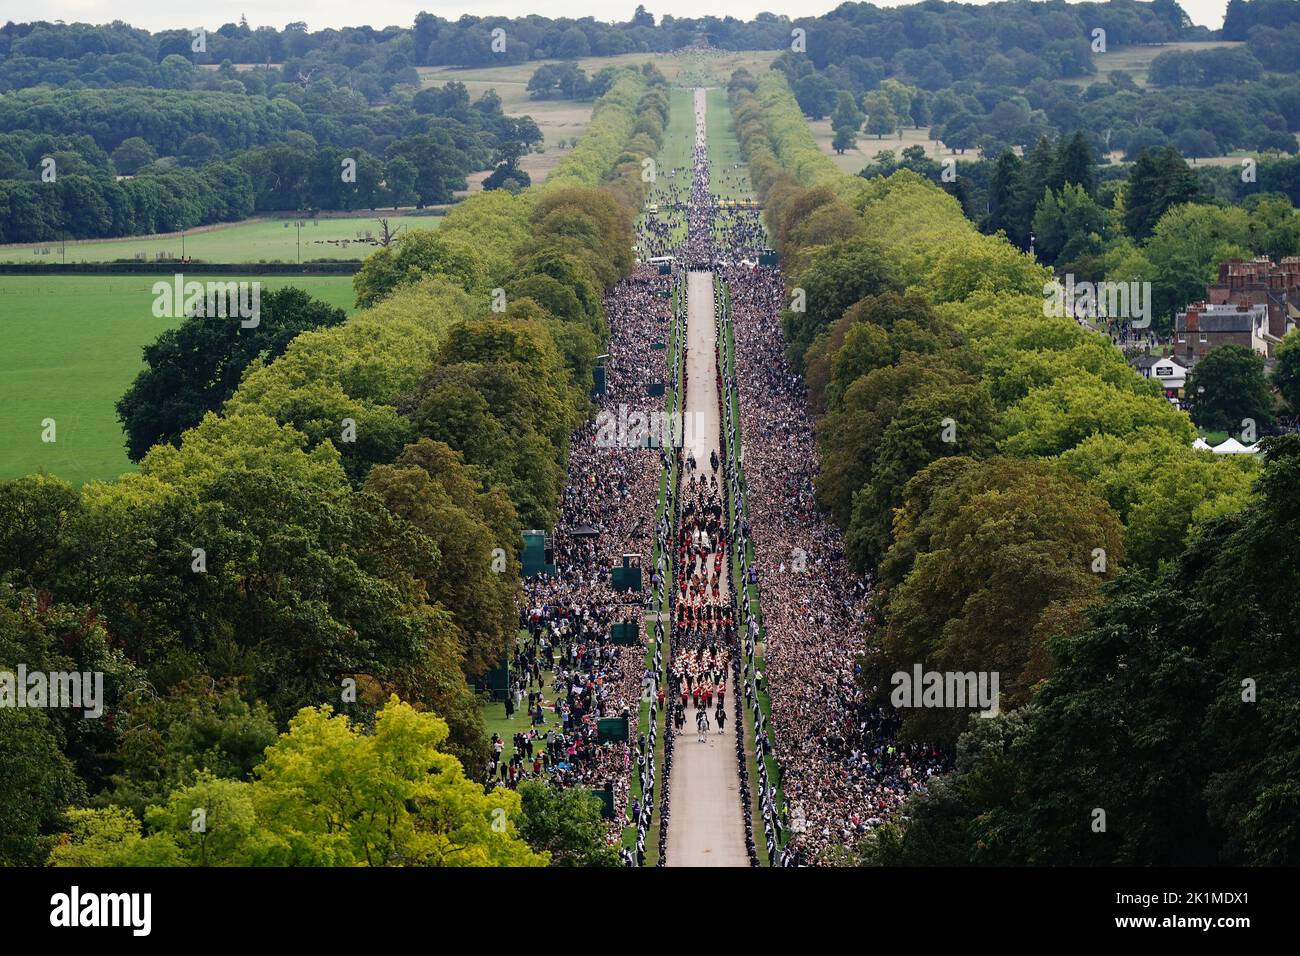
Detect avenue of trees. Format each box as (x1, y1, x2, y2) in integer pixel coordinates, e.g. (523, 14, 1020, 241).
(0, 66, 668, 867)
(731, 70, 1292, 864)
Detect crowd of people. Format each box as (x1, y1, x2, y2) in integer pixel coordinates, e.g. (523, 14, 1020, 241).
(719, 254, 949, 862)
(490, 234, 681, 856)
(493, 87, 949, 865)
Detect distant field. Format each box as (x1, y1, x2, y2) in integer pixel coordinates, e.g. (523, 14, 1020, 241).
(706, 87, 755, 202)
(0, 274, 356, 485)
(424, 50, 776, 189)
(805, 41, 1269, 173)
(0, 213, 441, 265)
(1066, 40, 1246, 88)
(638, 87, 696, 252)
(807, 118, 966, 174)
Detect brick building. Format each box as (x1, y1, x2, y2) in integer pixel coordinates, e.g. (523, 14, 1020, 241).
(1174, 301, 1271, 363)
(1207, 256, 1300, 341)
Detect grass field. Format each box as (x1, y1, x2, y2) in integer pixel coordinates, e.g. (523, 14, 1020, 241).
(706, 86, 756, 202)
(807, 42, 1273, 174)
(808, 118, 962, 175)
(424, 50, 776, 189)
(1064, 40, 1246, 88)
(639, 87, 696, 252)
(0, 212, 441, 265)
(0, 274, 356, 485)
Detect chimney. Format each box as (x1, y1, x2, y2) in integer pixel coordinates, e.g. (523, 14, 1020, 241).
(1185, 306, 1199, 332)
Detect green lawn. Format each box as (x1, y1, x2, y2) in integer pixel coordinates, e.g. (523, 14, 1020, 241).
(0, 213, 441, 265)
(0, 274, 357, 485)
(481, 631, 566, 773)
(706, 87, 756, 203)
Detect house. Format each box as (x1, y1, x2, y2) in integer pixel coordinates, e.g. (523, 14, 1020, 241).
(1208, 256, 1300, 342)
(1132, 353, 1187, 399)
(1174, 302, 1272, 362)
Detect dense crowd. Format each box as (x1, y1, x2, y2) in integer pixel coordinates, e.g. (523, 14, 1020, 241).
(490, 254, 677, 854)
(494, 86, 947, 865)
(719, 238, 948, 863)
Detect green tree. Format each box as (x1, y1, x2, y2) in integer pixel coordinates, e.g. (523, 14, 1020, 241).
(1123, 146, 1199, 241)
(363, 439, 521, 679)
(831, 91, 863, 135)
(517, 780, 621, 867)
(52, 698, 548, 867)
(102, 679, 278, 816)
(876, 457, 1124, 743)
(110, 137, 158, 175)
(999, 370, 1195, 457)
(1186, 344, 1275, 433)
(116, 287, 346, 461)
(178, 133, 220, 168)
(1031, 184, 1109, 266)
(1051, 131, 1096, 196)
(1274, 329, 1300, 412)
(352, 228, 485, 307)
(1058, 428, 1258, 569)
(832, 126, 857, 155)
(782, 239, 899, 371)
(864, 91, 899, 140)
(1244, 194, 1300, 261)
(0, 707, 85, 866)
(249, 698, 545, 866)
(985, 151, 1026, 246)
(1144, 203, 1251, 321)
(845, 379, 998, 568)
(866, 435, 1300, 865)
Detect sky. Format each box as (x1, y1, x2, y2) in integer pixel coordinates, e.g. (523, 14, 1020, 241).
(18, 1, 1233, 34)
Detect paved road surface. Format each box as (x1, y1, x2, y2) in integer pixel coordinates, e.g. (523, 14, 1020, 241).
(665, 266, 749, 867)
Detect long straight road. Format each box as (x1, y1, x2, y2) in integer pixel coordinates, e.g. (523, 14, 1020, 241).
(664, 89, 749, 867)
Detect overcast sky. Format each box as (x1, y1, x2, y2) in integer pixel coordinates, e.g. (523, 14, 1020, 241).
(23, 2, 1233, 34)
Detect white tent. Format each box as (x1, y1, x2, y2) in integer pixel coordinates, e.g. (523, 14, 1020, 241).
(1192, 437, 1212, 450)
(1211, 437, 1256, 455)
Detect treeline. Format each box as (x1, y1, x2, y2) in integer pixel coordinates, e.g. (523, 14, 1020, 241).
(1222, 0, 1300, 39)
(0, 84, 538, 243)
(785, 0, 1197, 92)
(0, 66, 669, 867)
(779, 51, 1300, 161)
(527, 63, 626, 101)
(730, 70, 1294, 866)
(855, 134, 1300, 327)
(0, 89, 306, 155)
(1147, 43, 1264, 86)
(0, 83, 532, 160)
(0, 10, 792, 90)
(0, 1, 1216, 93)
